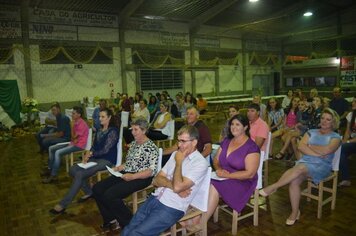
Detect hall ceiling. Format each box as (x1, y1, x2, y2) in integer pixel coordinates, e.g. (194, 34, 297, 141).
(1, 0, 356, 40)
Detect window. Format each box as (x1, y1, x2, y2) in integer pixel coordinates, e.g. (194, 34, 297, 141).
(39, 45, 113, 64)
(140, 69, 183, 90)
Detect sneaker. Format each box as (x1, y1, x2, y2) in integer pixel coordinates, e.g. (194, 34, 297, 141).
(338, 180, 351, 187)
(77, 194, 92, 203)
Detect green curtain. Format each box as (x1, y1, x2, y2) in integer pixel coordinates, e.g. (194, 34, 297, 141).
(0, 80, 22, 124)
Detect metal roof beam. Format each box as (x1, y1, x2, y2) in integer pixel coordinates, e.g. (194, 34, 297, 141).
(118, 0, 145, 27)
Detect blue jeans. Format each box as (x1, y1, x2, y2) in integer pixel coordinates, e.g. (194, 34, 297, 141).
(48, 144, 82, 176)
(59, 159, 112, 208)
(340, 142, 356, 181)
(121, 196, 184, 236)
(36, 126, 57, 151)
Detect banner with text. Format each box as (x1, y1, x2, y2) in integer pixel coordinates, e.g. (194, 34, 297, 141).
(340, 70, 356, 87)
(29, 7, 118, 28)
(29, 23, 77, 40)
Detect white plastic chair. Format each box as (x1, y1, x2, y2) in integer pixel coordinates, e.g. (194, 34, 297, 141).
(65, 109, 73, 121)
(85, 107, 96, 120)
(155, 120, 175, 148)
(301, 145, 342, 219)
(213, 151, 264, 235)
(263, 132, 272, 186)
(121, 111, 130, 127)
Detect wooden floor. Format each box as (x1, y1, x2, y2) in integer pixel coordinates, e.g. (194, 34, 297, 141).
(1, 117, 356, 236)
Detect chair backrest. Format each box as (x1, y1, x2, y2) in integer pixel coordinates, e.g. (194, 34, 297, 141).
(264, 132, 272, 161)
(190, 167, 212, 212)
(157, 148, 163, 173)
(116, 137, 123, 166)
(256, 151, 265, 189)
(39, 111, 49, 125)
(65, 109, 73, 121)
(84, 128, 93, 150)
(167, 120, 175, 140)
(121, 111, 130, 127)
(332, 145, 342, 171)
(86, 107, 96, 119)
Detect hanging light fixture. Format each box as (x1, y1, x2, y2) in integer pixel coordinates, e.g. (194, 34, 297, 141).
(303, 11, 313, 17)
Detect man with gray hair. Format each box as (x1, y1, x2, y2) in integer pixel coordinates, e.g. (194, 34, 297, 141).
(162, 105, 212, 166)
(121, 125, 209, 235)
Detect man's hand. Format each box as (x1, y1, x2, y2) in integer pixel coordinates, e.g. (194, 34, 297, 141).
(175, 150, 188, 163)
(178, 188, 192, 198)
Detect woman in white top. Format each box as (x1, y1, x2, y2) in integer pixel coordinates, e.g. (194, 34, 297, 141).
(282, 90, 293, 109)
(147, 101, 172, 140)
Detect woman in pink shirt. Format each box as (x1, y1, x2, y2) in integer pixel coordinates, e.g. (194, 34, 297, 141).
(42, 106, 89, 183)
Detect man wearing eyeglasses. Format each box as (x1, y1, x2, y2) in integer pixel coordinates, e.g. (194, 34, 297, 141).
(162, 105, 212, 166)
(121, 125, 209, 236)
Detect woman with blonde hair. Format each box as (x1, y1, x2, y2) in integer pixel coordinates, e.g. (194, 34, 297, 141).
(260, 108, 341, 225)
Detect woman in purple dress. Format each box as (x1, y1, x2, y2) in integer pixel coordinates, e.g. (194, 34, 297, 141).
(180, 114, 260, 229)
(208, 114, 260, 215)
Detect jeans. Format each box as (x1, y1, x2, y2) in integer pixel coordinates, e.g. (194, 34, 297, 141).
(48, 144, 82, 176)
(121, 196, 184, 236)
(59, 158, 112, 208)
(339, 142, 356, 181)
(92, 175, 153, 227)
(42, 137, 69, 152)
(35, 126, 57, 151)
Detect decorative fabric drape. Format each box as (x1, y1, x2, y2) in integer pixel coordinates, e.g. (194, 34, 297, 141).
(0, 80, 22, 124)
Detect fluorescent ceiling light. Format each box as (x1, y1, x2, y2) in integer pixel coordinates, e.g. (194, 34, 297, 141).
(303, 11, 313, 17)
(249, 0, 259, 2)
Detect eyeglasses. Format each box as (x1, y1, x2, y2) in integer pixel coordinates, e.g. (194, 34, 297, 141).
(177, 139, 193, 144)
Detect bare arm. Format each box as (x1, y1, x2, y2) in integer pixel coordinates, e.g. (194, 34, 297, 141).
(343, 121, 351, 142)
(309, 138, 340, 156)
(298, 133, 321, 157)
(254, 137, 265, 149)
(201, 143, 212, 157)
(172, 151, 194, 193)
(163, 143, 178, 156)
(212, 148, 222, 171)
(217, 153, 260, 179)
(152, 170, 173, 189)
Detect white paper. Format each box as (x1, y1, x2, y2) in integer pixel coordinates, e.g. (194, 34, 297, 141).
(106, 165, 123, 177)
(77, 162, 97, 169)
(211, 172, 227, 181)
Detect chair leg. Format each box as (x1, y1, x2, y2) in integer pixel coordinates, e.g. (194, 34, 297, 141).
(331, 175, 338, 210)
(170, 223, 177, 236)
(201, 213, 207, 236)
(213, 207, 219, 223)
(317, 182, 324, 219)
(70, 153, 74, 167)
(253, 190, 259, 226)
(264, 159, 268, 186)
(132, 192, 138, 214)
(65, 155, 69, 172)
(307, 181, 312, 201)
(232, 210, 238, 236)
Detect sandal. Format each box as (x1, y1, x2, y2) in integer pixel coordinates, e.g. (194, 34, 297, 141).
(275, 152, 285, 160)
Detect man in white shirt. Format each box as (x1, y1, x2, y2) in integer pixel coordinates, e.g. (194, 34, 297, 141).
(121, 125, 209, 236)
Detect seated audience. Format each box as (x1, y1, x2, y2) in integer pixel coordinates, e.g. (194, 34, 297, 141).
(247, 103, 269, 152)
(339, 96, 356, 187)
(307, 88, 318, 103)
(49, 108, 119, 214)
(93, 118, 159, 230)
(147, 101, 172, 141)
(220, 105, 239, 141)
(180, 114, 260, 229)
(275, 99, 312, 160)
(120, 125, 209, 235)
(131, 99, 150, 122)
(147, 95, 159, 121)
(42, 106, 89, 184)
(36, 102, 71, 153)
(36, 104, 58, 153)
(266, 98, 284, 157)
(259, 108, 341, 226)
(330, 87, 349, 127)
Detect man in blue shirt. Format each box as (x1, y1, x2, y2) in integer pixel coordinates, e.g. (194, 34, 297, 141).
(330, 87, 349, 128)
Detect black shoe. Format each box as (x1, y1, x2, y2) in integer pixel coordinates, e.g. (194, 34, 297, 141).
(100, 221, 120, 231)
(42, 176, 58, 184)
(77, 195, 92, 203)
(49, 207, 65, 215)
(40, 169, 51, 177)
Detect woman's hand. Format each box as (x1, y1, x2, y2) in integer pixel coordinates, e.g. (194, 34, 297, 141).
(82, 151, 91, 164)
(216, 169, 230, 178)
(122, 173, 135, 181)
(113, 165, 124, 172)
